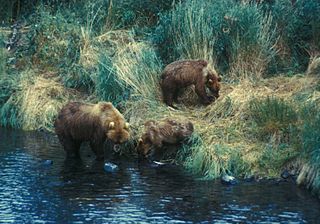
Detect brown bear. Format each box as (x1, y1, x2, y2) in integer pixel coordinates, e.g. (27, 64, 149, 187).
(54, 101, 130, 160)
(136, 118, 194, 160)
(160, 59, 221, 108)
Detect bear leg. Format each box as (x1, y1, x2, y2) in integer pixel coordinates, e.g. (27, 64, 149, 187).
(62, 139, 81, 158)
(163, 92, 179, 109)
(173, 89, 180, 103)
(195, 83, 212, 105)
(90, 141, 104, 161)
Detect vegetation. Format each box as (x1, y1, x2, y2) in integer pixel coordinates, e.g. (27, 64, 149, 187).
(155, 0, 277, 80)
(1, 0, 320, 198)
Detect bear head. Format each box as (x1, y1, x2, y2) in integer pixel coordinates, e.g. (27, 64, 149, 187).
(136, 119, 194, 160)
(205, 68, 221, 99)
(98, 102, 131, 149)
(176, 121, 194, 139)
(106, 120, 130, 144)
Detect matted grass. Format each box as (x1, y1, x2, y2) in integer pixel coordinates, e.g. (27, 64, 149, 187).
(124, 75, 319, 180)
(0, 70, 78, 131)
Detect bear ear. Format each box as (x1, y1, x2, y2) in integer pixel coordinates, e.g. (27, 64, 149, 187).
(198, 60, 208, 67)
(208, 79, 213, 84)
(218, 76, 222, 82)
(138, 138, 143, 143)
(109, 121, 115, 129)
(99, 102, 113, 111)
(144, 120, 155, 127)
(124, 122, 130, 130)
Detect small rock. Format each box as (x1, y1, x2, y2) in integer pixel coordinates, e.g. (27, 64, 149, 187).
(281, 170, 291, 179)
(43, 160, 53, 165)
(221, 174, 238, 185)
(104, 162, 119, 173)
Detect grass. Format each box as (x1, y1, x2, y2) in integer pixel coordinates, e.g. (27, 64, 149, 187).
(1, 0, 320, 198)
(297, 102, 320, 195)
(0, 70, 76, 131)
(155, 0, 277, 80)
(122, 75, 320, 184)
(110, 41, 163, 101)
(249, 97, 298, 143)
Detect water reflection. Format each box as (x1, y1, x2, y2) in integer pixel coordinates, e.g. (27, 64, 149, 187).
(0, 128, 319, 223)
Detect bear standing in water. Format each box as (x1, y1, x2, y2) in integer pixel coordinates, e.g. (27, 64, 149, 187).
(160, 59, 221, 108)
(54, 102, 130, 160)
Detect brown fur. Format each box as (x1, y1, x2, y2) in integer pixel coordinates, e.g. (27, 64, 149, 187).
(160, 59, 221, 108)
(137, 118, 194, 160)
(54, 102, 130, 160)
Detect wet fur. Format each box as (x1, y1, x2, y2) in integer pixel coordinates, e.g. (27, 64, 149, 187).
(137, 118, 194, 159)
(160, 59, 221, 108)
(54, 102, 130, 160)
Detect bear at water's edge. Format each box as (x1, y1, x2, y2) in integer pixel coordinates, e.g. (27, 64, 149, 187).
(54, 102, 130, 160)
(137, 118, 194, 160)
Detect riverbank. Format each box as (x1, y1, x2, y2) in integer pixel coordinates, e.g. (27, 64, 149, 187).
(0, 0, 320, 198)
(1, 126, 319, 222)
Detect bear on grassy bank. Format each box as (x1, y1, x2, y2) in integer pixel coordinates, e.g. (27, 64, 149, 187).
(137, 118, 194, 160)
(54, 102, 130, 160)
(160, 59, 221, 108)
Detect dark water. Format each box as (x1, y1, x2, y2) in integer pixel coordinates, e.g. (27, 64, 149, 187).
(0, 128, 319, 223)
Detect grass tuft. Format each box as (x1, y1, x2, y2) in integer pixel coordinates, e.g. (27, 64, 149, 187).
(155, 0, 277, 80)
(0, 70, 76, 131)
(104, 40, 163, 101)
(249, 96, 298, 143)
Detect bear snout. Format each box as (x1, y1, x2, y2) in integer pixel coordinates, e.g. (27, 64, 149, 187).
(107, 130, 130, 144)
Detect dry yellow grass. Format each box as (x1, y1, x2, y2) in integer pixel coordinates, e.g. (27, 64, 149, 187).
(124, 75, 319, 177)
(15, 70, 78, 131)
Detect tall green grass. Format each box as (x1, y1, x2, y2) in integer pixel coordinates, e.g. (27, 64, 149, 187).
(249, 97, 298, 143)
(0, 38, 5, 76)
(267, 0, 320, 73)
(178, 134, 250, 179)
(299, 102, 320, 195)
(258, 143, 298, 176)
(97, 41, 163, 102)
(0, 40, 18, 110)
(155, 0, 277, 79)
(96, 54, 128, 106)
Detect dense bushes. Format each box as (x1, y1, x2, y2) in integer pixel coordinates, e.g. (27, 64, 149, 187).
(0, 70, 74, 131)
(249, 97, 298, 143)
(267, 0, 320, 73)
(154, 0, 320, 76)
(96, 40, 163, 104)
(154, 0, 277, 80)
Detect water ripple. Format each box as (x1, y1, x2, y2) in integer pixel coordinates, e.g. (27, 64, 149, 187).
(0, 128, 319, 223)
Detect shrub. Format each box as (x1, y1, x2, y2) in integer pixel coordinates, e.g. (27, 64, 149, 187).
(249, 97, 298, 143)
(179, 134, 249, 179)
(27, 6, 81, 69)
(24, 5, 105, 90)
(155, 0, 277, 80)
(297, 102, 320, 196)
(104, 41, 163, 101)
(300, 102, 320, 169)
(95, 54, 128, 106)
(268, 0, 320, 73)
(110, 0, 175, 28)
(0, 40, 19, 109)
(0, 70, 74, 131)
(258, 143, 298, 176)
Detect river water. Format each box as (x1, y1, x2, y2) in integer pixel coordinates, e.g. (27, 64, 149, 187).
(0, 128, 319, 223)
